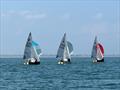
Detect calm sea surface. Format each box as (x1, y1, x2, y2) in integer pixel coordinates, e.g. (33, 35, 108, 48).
(0, 57, 120, 90)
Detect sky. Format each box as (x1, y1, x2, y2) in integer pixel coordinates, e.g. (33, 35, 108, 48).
(0, 0, 120, 55)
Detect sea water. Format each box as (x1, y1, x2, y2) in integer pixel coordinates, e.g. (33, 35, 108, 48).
(0, 57, 120, 90)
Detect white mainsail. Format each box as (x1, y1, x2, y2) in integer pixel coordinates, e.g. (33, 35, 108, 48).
(23, 32, 33, 60)
(56, 33, 73, 61)
(56, 33, 66, 59)
(23, 32, 42, 62)
(91, 36, 97, 59)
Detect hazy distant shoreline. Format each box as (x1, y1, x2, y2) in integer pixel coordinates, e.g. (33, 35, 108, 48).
(0, 55, 120, 58)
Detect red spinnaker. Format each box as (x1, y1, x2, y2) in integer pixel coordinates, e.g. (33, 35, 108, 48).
(96, 43, 104, 55)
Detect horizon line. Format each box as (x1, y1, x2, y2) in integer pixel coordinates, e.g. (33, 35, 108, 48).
(0, 54, 120, 55)
(0, 54, 120, 58)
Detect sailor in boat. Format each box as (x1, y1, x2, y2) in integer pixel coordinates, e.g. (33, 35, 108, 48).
(93, 58, 104, 63)
(27, 58, 40, 65)
(58, 59, 71, 64)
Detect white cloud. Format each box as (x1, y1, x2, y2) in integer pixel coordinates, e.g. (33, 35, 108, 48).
(25, 13, 47, 19)
(62, 13, 70, 20)
(19, 11, 47, 19)
(1, 10, 47, 19)
(19, 10, 31, 16)
(94, 12, 103, 20)
(1, 13, 5, 17)
(1, 12, 11, 17)
(81, 22, 108, 35)
(8, 10, 16, 14)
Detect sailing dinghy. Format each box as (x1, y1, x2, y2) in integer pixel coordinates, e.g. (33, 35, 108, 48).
(91, 36, 104, 63)
(56, 33, 73, 64)
(23, 32, 42, 65)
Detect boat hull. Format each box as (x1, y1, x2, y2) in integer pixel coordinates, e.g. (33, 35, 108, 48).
(28, 61, 40, 65)
(58, 59, 71, 64)
(97, 58, 104, 62)
(93, 58, 104, 63)
(24, 58, 40, 65)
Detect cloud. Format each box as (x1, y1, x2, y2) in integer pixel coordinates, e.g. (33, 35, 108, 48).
(80, 12, 106, 35)
(94, 12, 103, 20)
(1, 13, 5, 17)
(24, 13, 47, 19)
(19, 11, 47, 19)
(1, 10, 47, 19)
(0, 12, 11, 17)
(62, 13, 71, 20)
(19, 10, 31, 16)
(4, 10, 17, 16)
(81, 22, 108, 35)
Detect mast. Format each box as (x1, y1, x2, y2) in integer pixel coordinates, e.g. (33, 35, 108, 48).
(63, 33, 67, 60)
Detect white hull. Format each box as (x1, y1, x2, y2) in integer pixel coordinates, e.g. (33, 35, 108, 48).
(92, 58, 104, 63)
(24, 58, 40, 65)
(93, 59, 97, 63)
(58, 59, 71, 64)
(58, 61, 64, 64)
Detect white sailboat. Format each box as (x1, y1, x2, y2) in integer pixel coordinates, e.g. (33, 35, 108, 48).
(56, 33, 73, 64)
(91, 36, 104, 63)
(23, 32, 42, 65)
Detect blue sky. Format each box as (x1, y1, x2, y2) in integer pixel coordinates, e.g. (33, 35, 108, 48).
(0, 0, 120, 55)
